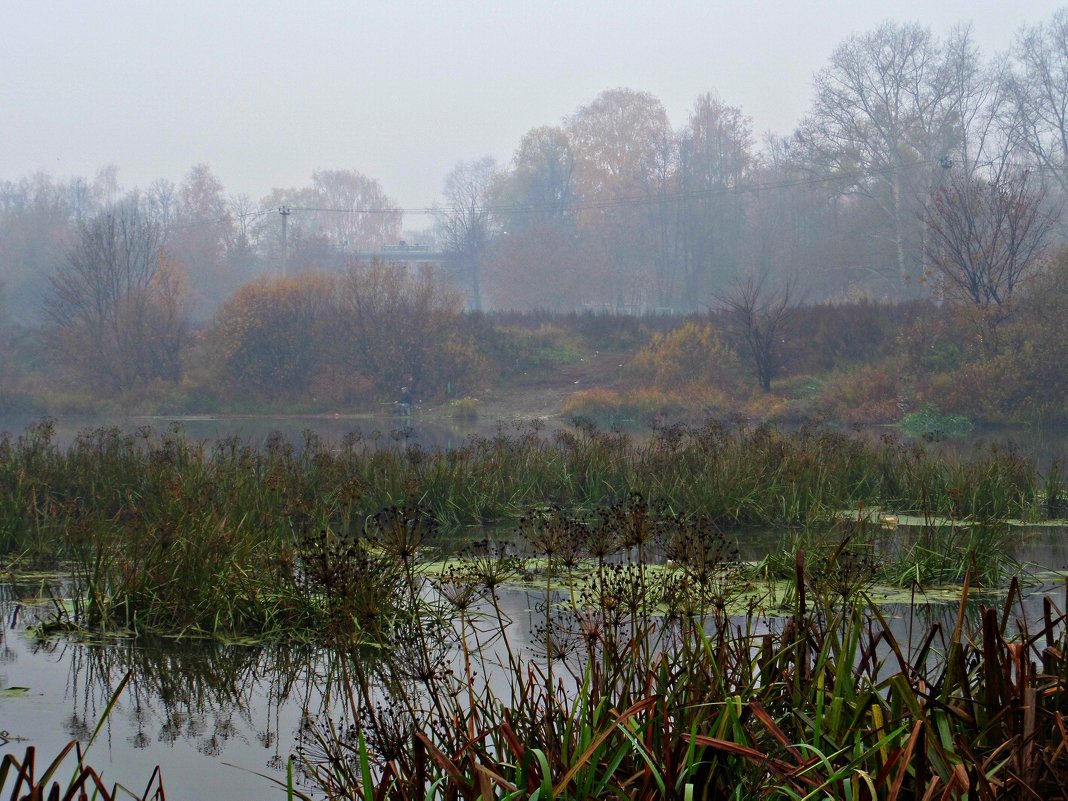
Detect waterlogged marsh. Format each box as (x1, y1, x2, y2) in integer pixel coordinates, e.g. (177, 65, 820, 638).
(0, 616, 326, 798)
(3, 412, 1068, 465)
(0, 570, 585, 798)
(2, 419, 1068, 797)
(2, 521, 1068, 799)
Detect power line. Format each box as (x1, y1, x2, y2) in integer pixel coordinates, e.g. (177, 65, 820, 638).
(278, 206, 291, 277)
(166, 207, 274, 230)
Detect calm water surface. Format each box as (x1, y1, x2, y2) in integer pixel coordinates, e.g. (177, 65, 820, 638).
(0, 578, 547, 800)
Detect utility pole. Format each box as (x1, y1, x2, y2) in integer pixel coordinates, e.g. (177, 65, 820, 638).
(278, 205, 291, 277)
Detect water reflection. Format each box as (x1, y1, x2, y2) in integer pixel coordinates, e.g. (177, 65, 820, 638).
(0, 598, 352, 797)
(58, 640, 319, 760)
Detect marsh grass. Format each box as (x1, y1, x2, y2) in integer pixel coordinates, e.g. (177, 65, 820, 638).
(295, 498, 1068, 800)
(2, 421, 1065, 798)
(0, 419, 1051, 640)
(1044, 458, 1067, 518)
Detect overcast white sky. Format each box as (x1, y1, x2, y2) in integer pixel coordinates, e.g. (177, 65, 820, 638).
(2, 1, 1064, 213)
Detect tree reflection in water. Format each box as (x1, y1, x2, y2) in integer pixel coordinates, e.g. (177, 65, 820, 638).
(28, 634, 354, 774)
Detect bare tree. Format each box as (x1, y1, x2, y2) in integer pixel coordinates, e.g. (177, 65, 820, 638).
(436, 157, 499, 311)
(805, 22, 964, 287)
(224, 192, 262, 284)
(943, 32, 1019, 178)
(716, 276, 797, 393)
(924, 167, 1056, 343)
(146, 178, 179, 232)
(1012, 10, 1068, 196)
(45, 197, 188, 392)
(92, 164, 121, 207)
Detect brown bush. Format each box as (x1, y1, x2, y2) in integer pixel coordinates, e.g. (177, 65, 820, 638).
(207, 263, 489, 408)
(812, 363, 906, 424)
(632, 320, 743, 392)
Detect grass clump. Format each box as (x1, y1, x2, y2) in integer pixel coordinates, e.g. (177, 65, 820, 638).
(899, 404, 974, 440)
(562, 387, 690, 428)
(443, 396, 480, 419)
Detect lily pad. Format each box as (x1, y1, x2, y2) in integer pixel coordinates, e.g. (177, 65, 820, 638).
(0, 687, 30, 698)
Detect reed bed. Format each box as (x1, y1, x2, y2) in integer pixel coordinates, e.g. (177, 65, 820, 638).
(0, 418, 1051, 638)
(0, 418, 1046, 544)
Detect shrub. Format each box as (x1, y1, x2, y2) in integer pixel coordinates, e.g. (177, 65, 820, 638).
(812, 363, 906, 424)
(899, 404, 974, 439)
(210, 273, 337, 402)
(781, 299, 924, 373)
(487, 324, 584, 375)
(207, 264, 489, 409)
(632, 320, 743, 392)
(445, 396, 480, 419)
(562, 386, 687, 427)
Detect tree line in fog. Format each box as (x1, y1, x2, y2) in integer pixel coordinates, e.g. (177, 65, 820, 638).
(4, 13, 1068, 408)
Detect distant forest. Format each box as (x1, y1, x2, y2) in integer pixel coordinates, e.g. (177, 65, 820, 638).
(3, 14, 1068, 422)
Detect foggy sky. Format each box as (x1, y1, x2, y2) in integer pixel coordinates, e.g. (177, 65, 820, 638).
(2, 0, 1064, 214)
